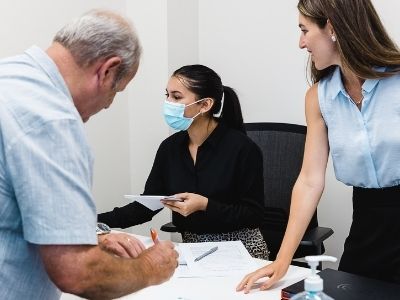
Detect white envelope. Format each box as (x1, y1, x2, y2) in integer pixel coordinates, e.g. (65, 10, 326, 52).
(123, 195, 181, 211)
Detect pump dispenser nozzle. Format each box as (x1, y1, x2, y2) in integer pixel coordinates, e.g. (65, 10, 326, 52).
(304, 255, 337, 292)
(291, 255, 337, 299)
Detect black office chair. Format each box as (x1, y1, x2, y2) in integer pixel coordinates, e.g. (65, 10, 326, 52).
(245, 122, 333, 268)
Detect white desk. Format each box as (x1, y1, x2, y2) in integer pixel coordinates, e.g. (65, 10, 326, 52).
(61, 234, 310, 300)
(120, 263, 309, 300)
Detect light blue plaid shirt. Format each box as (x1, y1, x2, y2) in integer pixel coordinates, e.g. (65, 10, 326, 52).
(0, 46, 97, 299)
(318, 66, 400, 188)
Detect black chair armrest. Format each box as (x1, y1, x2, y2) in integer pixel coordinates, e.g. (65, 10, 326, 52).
(300, 226, 334, 246)
(160, 222, 178, 233)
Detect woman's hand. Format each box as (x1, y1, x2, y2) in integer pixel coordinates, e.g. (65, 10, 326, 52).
(98, 232, 146, 258)
(161, 192, 208, 217)
(236, 258, 291, 293)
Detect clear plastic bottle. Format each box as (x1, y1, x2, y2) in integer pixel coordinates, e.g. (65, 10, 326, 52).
(291, 255, 337, 300)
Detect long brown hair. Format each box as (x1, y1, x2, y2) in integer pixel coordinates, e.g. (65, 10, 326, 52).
(298, 0, 400, 83)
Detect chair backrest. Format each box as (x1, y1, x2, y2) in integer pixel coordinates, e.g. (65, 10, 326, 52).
(245, 122, 319, 258)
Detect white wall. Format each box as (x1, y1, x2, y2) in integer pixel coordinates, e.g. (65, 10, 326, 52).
(199, 0, 307, 124)
(167, 0, 199, 73)
(2, 0, 399, 269)
(122, 1, 172, 239)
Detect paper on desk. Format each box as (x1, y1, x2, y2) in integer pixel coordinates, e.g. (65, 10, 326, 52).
(174, 244, 188, 266)
(177, 240, 258, 277)
(123, 195, 181, 211)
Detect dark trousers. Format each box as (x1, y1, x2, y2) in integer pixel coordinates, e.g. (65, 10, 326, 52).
(339, 185, 400, 283)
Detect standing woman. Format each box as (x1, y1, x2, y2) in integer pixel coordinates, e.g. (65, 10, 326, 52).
(238, 0, 400, 292)
(99, 64, 269, 259)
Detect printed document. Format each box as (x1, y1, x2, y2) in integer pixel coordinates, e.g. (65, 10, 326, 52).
(177, 241, 258, 277)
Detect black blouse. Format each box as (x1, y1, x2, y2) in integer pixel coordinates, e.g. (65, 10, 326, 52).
(98, 122, 264, 234)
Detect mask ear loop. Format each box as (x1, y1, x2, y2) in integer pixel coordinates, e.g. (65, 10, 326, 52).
(186, 98, 205, 107)
(213, 92, 224, 118)
(191, 111, 202, 119)
(185, 98, 206, 119)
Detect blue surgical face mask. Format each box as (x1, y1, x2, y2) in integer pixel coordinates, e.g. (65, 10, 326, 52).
(163, 99, 204, 131)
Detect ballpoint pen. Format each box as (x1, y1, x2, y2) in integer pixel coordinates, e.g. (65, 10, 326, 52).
(194, 246, 218, 262)
(150, 228, 159, 244)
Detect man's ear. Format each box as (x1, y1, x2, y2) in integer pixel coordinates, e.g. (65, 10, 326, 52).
(200, 97, 215, 114)
(97, 56, 122, 86)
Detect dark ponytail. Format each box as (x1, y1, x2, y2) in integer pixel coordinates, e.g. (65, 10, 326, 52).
(172, 64, 245, 134)
(219, 86, 245, 133)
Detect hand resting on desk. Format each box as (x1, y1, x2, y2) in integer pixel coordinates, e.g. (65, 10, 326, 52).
(98, 232, 146, 258)
(99, 233, 179, 285)
(236, 259, 291, 294)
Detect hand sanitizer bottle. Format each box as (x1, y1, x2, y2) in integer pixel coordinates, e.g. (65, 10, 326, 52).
(291, 255, 337, 300)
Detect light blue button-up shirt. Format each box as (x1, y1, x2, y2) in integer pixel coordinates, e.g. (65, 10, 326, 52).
(318, 66, 400, 188)
(0, 46, 97, 299)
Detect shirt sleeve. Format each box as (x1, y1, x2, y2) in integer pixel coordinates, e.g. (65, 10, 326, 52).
(98, 202, 161, 229)
(203, 142, 264, 230)
(97, 144, 166, 228)
(6, 119, 97, 245)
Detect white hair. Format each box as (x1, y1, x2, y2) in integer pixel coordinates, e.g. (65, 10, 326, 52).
(54, 9, 142, 85)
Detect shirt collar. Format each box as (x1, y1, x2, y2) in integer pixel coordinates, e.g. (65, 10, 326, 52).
(180, 121, 228, 149)
(362, 66, 385, 93)
(330, 66, 345, 99)
(202, 121, 228, 148)
(330, 65, 385, 99)
(24, 45, 72, 101)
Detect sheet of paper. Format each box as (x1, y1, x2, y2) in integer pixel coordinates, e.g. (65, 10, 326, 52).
(178, 240, 259, 277)
(174, 244, 187, 266)
(123, 195, 181, 211)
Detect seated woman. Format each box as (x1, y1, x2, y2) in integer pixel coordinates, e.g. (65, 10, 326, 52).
(98, 64, 268, 259)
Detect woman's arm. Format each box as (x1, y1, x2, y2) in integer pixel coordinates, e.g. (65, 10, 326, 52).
(97, 202, 161, 229)
(97, 145, 166, 228)
(237, 84, 330, 293)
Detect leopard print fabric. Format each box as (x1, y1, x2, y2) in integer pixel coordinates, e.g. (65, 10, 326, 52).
(182, 228, 269, 260)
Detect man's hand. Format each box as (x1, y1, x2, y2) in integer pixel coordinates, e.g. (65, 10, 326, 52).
(162, 192, 208, 217)
(236, 259, 290, 293)
(98, 232, 145, 258)
(40, 238, 178, 298)
(138, 240, 179, 286)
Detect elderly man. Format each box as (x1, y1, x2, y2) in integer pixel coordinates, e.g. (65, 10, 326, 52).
(0, 9, 177, 299)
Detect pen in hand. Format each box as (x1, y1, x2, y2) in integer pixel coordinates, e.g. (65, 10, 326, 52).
(150, 228, 159, 244)
(194, 246, 218, 262)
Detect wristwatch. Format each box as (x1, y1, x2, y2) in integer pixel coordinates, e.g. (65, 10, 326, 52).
(96, 222, 111, 235)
